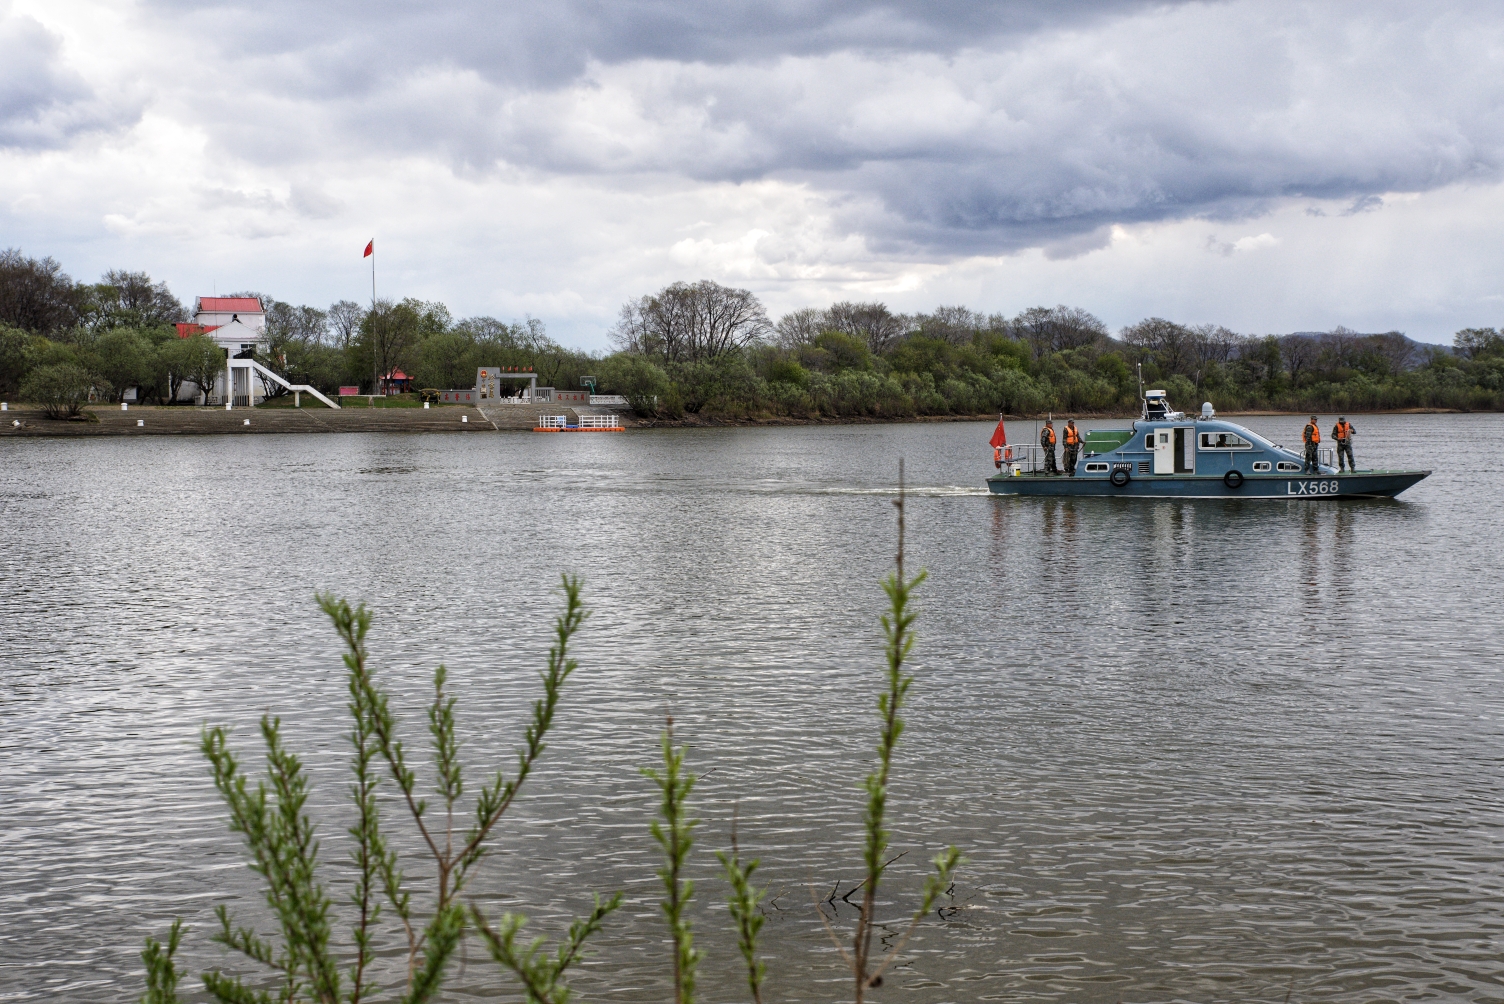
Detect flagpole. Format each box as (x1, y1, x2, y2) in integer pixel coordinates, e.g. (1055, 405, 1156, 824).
(370, 239, 377, 398)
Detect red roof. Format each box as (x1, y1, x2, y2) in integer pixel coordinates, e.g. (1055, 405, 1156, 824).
(197, 296, 263, 312)
(383, 371, 410, 381)
(175, 322, 222, 338)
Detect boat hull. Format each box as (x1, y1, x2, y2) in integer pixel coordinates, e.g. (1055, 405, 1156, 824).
(985, 470, 1429, 499)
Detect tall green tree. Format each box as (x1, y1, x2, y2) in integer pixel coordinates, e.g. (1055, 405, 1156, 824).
(179, 335, 226, 405)
(90, 271, 186, 330)
(0, 248, 87, 334)
(95, 328, 157, 401)
(0, 323, 35, 397)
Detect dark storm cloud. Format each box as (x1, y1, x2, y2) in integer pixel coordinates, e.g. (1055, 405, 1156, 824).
(0, 12, 134, 148)
(137, 0, 1504, 255)
(142, 0, 1175, 89)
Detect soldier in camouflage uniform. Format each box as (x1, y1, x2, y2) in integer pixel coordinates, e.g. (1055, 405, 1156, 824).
(1041, 420, 1059, 475)
(1302, 415, 1321, 473)
(1331, 417, 1356, 472)
(1063, 419, 1082, 476)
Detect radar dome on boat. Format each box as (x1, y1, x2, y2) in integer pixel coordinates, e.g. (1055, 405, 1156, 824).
(1202, 401, 1215, 418)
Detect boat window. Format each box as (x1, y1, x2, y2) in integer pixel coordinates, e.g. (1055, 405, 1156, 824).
(1277, 461, 1301, 472)
(1199, 431, 1252, 450)
(1083, 462, 1108, 472)
(1252, 461, 1272, 472)
(1144, 435, 1154, 449)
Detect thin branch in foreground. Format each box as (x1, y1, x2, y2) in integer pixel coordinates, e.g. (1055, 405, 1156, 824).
(472, 893, 623, 1004)
(716, 806, 767, 1004)
(139, 918, 184, 1004)
(643, 717, 701, 1004)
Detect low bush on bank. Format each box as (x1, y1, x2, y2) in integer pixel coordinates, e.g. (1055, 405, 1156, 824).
(20, 363, 92, 418)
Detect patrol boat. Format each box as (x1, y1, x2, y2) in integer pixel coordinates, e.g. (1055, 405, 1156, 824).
(986, 391, 1429, 499)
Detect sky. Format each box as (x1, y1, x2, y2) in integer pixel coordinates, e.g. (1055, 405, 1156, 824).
(3, 0, 1503, 350)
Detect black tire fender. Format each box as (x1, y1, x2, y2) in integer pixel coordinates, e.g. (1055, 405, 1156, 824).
(1110, 467, 1130, 487)
(1224, 469, 1244, 490)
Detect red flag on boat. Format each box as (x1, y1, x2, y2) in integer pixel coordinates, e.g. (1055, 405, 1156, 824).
(363, 240, 374, 258)
(988, 416, 1007, 448)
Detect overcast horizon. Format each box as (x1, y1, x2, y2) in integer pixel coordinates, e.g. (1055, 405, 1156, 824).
(4, 0, 1503, 349)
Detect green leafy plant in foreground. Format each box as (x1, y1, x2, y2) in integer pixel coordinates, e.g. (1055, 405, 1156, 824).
(142, 474, 961, 1002)
(140, 574, 611, 1004)
(716, 810, 768, 1004)
(140, 919, 183, 1004)
(815, 461, 962, 1004)
(644, 718, 702, 1004)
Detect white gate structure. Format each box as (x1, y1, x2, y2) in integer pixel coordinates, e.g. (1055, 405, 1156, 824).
(477, 369, 539, 401)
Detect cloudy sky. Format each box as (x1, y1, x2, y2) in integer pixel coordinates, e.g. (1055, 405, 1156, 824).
(3, 0, 1502, 348)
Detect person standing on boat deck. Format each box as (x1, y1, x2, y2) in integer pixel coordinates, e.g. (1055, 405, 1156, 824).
(1332, 417, 1356, 472)
(1302, 415, 1321, 473)
(1041, 421, 1059, 475)
(1063, 420, 1082, 476)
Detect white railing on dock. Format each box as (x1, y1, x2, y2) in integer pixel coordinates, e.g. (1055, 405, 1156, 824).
(577, 413, 622, 429)
(537, 414, 568, 429)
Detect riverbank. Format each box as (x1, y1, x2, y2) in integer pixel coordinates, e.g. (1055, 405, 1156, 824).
(0, 403, 1475, 436)
(0, 404, 499, 436)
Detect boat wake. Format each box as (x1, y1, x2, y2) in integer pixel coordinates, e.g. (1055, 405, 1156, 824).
(816, 485, 992, 497)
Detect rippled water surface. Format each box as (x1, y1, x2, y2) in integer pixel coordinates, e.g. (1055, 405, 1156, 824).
(3, 415, 1503, 1003)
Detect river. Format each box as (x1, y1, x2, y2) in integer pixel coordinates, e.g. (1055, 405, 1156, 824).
(2, 414, 1501, 1002)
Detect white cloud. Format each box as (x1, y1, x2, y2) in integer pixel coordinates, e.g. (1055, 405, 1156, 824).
(1206, 232, 1280, 256)
(0, 5, 140, 148)
(3, 0, 1504, 346)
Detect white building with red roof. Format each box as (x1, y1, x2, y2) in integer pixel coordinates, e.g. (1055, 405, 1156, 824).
(175, 296, 267, 355)
(172, 296, 268, 403)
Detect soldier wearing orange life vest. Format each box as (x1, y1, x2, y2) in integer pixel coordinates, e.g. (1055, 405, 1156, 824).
(1331, 417, 1356, 472)
(1302, 415, 1321, 473)
(1041, 420, 1059, 475)
(1063, 419, 1082, 476)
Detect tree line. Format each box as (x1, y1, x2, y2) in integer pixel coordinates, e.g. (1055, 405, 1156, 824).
(597, 280, 1504, 418)
(5, 247, 1503, 417)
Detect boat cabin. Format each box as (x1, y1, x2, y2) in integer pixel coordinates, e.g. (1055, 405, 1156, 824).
(1075, 400, 1318, 479)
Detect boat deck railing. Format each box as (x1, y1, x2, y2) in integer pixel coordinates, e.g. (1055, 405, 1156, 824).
(998, 443, 1046, 474)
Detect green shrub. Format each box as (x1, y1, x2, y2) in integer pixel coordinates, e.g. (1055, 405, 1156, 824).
(0, 324, 33, 398)
(598, 353, 671, 416)
(95, 327, 156, 402)
(20, 362, 92, 417)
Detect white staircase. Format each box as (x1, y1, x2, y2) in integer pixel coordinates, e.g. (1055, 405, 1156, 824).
(234, 358, 341, 409)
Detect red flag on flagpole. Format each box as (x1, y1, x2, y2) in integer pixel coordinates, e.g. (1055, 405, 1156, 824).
(988, 416, 1007, 448)
(363, 240, 374, 258)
